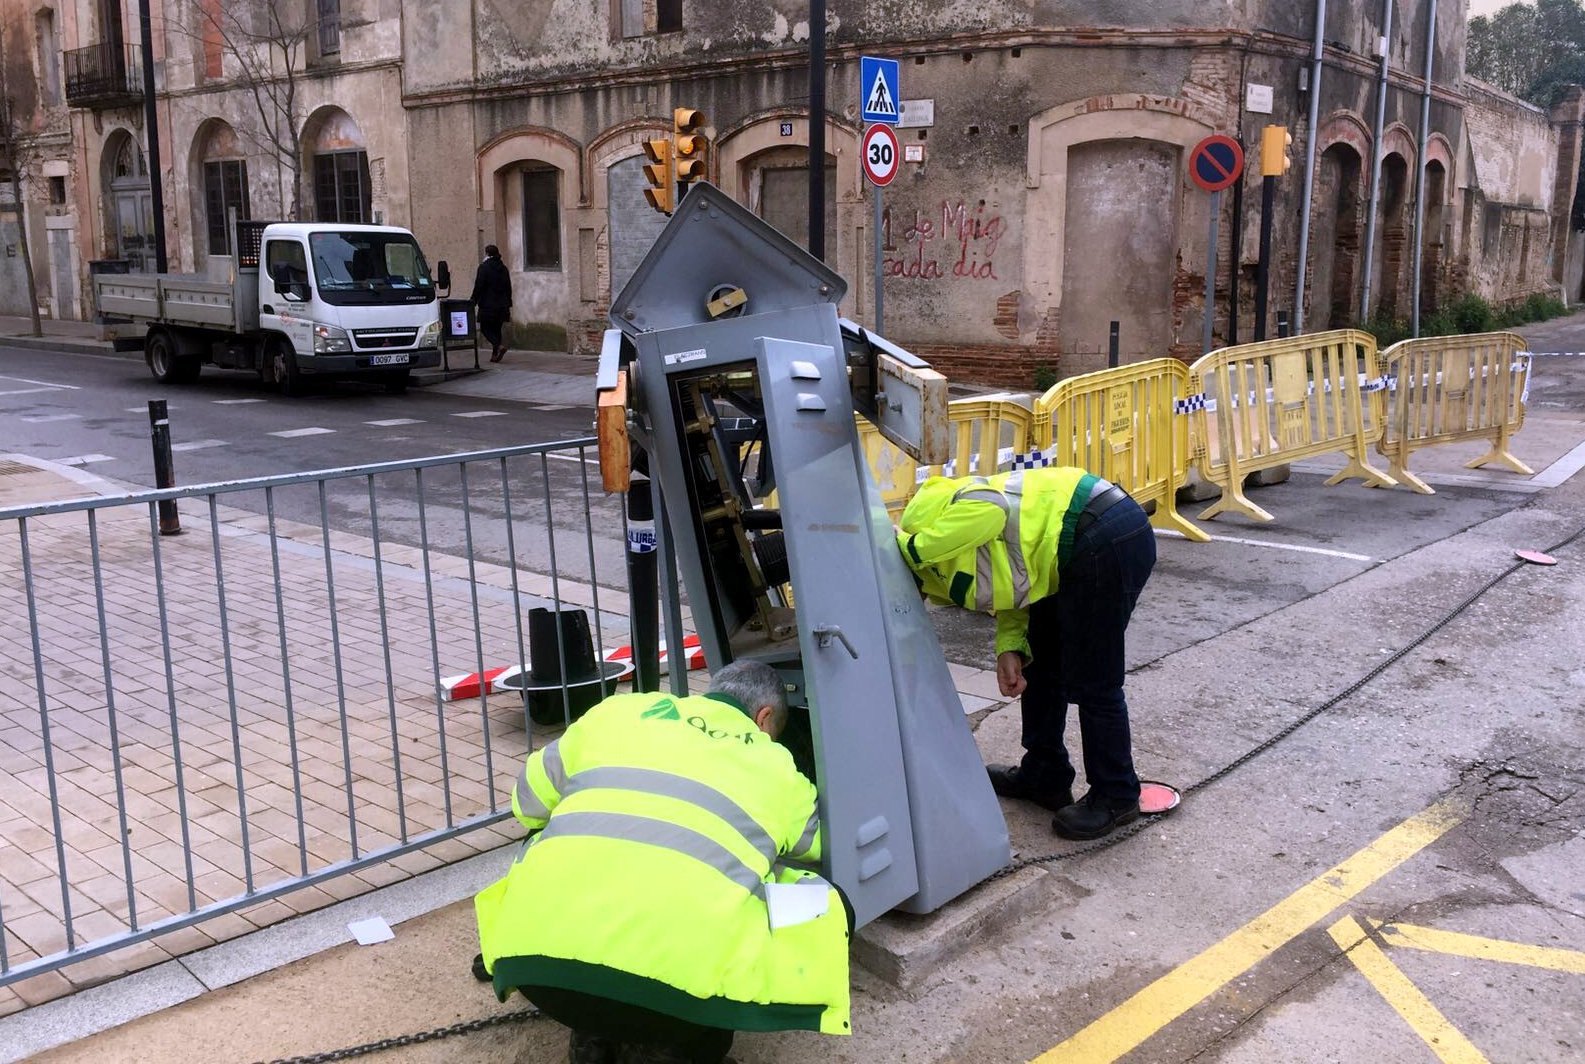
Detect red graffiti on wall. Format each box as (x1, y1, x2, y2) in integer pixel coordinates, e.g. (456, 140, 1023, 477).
(882, 200, 1007, 281)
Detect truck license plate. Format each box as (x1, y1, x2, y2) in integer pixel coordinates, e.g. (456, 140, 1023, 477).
(368, 353, 409, 366)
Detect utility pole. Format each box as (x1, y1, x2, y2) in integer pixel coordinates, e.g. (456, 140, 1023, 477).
(137, 0, 167, 271)
(808, 0, 826, 260)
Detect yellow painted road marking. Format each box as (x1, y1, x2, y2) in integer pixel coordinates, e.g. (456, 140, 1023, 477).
(1328, 915, 1490, 1064)
(1374, 919, 1585, 975)
(1034, 797, 1465, 1064)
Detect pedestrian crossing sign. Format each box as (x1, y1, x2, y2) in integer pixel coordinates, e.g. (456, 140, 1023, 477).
(861, 56, 901, 124)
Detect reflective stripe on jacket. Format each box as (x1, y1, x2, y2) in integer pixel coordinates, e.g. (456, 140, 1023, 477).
(895, 467, 1098, 659)
(475, 691, 850, 1037)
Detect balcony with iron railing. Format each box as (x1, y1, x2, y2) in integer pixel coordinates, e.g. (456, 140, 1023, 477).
(64, 43, 142, 109)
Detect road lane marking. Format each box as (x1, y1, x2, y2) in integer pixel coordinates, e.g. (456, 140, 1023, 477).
(269, 427, 336, 438)
(0, 387, 66, 397)
(213, 398, 266, 405)
(1155, 528, 1374, 563)
(543, 452, 600, 468)
(170, 439, 226, 453)
(0, 374, 79, 389)
(1035, 797, 1465, 1063)
(366, 418, 424, 427)
(125, 405, 174, 412)
(1375, 918, 1585, 974)
(57, 454, 116, 466)
(20, 413, 81, 423)
(1328, 915, 1489, 1064)
(452, 410, 508, 418)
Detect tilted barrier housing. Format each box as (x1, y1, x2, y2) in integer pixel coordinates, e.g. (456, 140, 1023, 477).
(1376, 332, 1533, 494)
(1189, 329, 1397, 523)
(1033, 358, 1208, 542)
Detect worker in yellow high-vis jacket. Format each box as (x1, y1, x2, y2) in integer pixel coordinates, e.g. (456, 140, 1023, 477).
(475, 659, 850, 1064)
(897, 467, 1156, 841)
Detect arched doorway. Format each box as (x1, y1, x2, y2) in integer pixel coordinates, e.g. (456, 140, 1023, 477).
(103, 131, 154, 272)
(740, 145, 836, 261)
(1058, 139, 1178, 370)
(1311, 143, 1365, 329)
(1419, 161, 1447, 316)
(1373, 153, 1410, 319)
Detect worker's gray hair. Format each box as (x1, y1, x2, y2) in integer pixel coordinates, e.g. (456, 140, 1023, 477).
(709, 659, 789, 732)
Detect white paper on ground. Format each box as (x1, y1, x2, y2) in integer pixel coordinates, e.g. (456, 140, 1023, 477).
(765, 881, 829, 930)
(348, 916, 395, 945)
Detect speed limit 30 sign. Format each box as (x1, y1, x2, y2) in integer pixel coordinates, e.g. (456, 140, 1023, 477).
(863, 123, 900, 187)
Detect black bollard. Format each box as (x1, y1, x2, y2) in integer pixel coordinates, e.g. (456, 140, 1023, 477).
(626, 469, 661, 693)
(1277, 310, 1291, 339)
(148, 399, 180, 535)
(1108, 321, 1120, 369)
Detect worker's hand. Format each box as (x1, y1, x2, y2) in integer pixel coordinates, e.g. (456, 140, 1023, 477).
(996, 651, 1027, 698)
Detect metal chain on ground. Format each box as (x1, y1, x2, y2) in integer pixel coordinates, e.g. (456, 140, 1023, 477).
(261, 524, 1585, 1056)
(992, 521, 1585, 878)
(255, 1008, 541, 1064)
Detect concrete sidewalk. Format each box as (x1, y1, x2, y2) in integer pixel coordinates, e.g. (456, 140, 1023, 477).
(0, 455, 1022, 1060)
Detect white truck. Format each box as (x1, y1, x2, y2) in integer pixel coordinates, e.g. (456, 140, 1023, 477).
(95, 221, 447, 395)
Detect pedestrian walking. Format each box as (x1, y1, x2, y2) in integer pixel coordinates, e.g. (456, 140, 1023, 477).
(474, 659, 851, 1064)
(896, 467, 1156, 840)
(470, 244, 512, 362)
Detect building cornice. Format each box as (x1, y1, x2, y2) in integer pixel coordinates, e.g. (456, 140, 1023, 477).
(400, 26, 1471, 113)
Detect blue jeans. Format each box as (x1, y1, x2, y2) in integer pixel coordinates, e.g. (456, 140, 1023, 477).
(1018, 495, 1156, 806)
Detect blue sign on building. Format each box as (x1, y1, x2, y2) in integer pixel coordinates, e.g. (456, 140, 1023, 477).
(860, 56, 901, 125)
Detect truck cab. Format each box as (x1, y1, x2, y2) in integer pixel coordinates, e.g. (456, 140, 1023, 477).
(255, 223, 443, 393)
(96, 220, 445, 395)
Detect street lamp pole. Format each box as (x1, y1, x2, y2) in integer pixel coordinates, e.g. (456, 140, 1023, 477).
(137, 0, 167, 272)
(808, 0, 825, 261)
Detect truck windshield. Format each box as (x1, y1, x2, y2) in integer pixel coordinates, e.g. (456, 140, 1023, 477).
(308, 232, 436, 306)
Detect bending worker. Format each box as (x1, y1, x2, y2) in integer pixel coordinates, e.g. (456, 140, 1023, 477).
(475, 659, 851, 1064)
(896, 468, 1156, 840)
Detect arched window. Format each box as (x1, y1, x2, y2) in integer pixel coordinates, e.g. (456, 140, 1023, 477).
(522, 164, 561, 269)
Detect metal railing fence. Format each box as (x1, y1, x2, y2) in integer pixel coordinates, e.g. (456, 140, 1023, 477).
(0, 438, 626, 992)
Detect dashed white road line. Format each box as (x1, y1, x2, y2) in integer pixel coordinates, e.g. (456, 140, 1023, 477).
(452, 410, 508, 418)
(269, 427, 336, 438)
(20, 413, 81, 423)
(543, 452, 600, 468)
(213, 398, 267, 405)
(1156, 528, 1374, 563)
(0, 374, 79, 390)
(125, 405, 173, 413)
(366, 418, 425, 427)
(56, 454, 116, 466)
(170, 438, 227, 452)
(0, 387, 68, 397)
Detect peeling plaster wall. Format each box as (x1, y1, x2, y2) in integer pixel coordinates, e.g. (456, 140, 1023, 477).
(1460, 79, 1562, 303)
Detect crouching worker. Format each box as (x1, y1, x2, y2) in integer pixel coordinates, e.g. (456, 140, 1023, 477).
(475, 659, 851, 1064)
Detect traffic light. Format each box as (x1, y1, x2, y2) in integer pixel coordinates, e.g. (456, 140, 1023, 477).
(673, 107, 709, 187)
(643, 137, 674, 214)
(1260, 124, 1293, 178)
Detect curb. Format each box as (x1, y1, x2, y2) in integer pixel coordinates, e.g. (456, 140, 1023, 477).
(0, 335, 122, 358)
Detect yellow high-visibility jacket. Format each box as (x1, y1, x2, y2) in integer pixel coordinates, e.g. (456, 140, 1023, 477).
(896, 467, 1098, 660)
(475, 690, 851, 1036)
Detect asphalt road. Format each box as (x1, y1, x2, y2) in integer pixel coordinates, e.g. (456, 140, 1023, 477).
(0, 344, 624, 587)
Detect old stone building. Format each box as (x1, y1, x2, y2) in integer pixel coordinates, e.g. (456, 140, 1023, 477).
(7, 1, 1584, 386)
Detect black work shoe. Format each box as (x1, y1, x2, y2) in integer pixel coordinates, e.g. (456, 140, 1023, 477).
(471, 952, 490, 982)
(987, 764, 1073, 812)
(1052, 792, 1141, 840)
(569, 1031, 620, 1064)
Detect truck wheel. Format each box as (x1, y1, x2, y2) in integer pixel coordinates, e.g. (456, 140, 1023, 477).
(382, 370, 410, 395)
(271, 342, 306, 397)
(147, 332, 187, 384)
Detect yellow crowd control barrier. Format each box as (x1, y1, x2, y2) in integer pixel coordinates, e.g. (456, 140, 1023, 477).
(1032, 358, 1208, 542)
(1376, 332, 1533, 494)
(855, 398, 1037, 517)
(1188, 329, 1396, 523)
